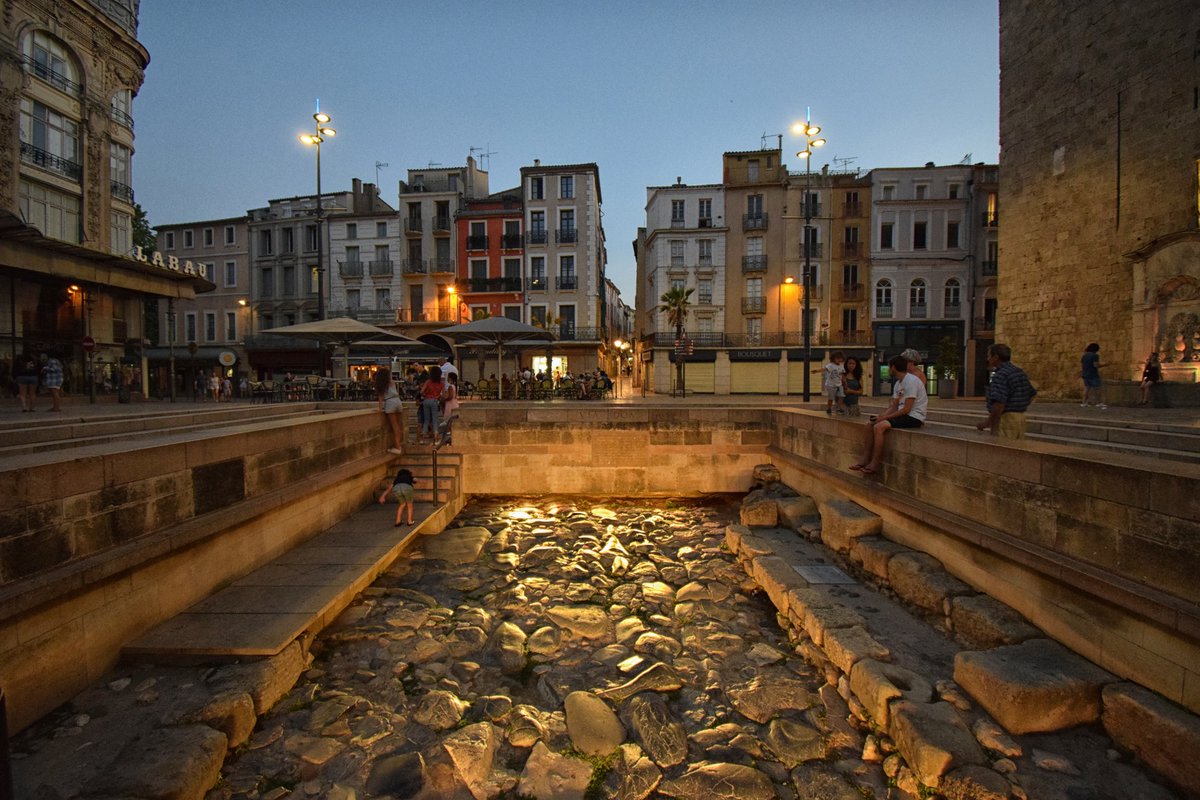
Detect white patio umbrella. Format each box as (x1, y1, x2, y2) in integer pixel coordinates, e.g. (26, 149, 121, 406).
(259, 317, 421, 378)
(436, 318, 554, 399)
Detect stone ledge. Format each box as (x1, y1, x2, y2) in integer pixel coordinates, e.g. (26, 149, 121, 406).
(1102, 682, 1200, 796)
(819, 498, 882, 553)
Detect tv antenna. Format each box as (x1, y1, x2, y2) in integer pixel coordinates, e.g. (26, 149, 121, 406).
(469, 145, 498, 171)
(374, 161, 389, 185)
(427, 161, 442, 168)
(760, 131, 783, 151)
(832, 155, 858, 172)
(959, 152, 973, 165)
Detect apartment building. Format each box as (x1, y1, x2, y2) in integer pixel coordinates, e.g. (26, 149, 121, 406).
(455, 187, 525, 325)
(638, 180, 727, 392)
(150, 217, 250, 392)
(0, 0, 210, 396)
(967, 165, 999, 394)
(396, 158, 488, 332)
(520, 161, 607, 375)
(327, 179, 398, 325)
(867, 164, 978, 394)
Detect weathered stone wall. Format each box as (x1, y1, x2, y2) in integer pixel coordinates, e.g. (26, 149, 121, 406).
(768, 408, 1200, 713)
(998, 0, 1200, 396)
(455, 405, 773, 495)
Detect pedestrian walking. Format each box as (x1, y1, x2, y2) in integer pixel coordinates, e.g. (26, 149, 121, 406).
(41, 351, 63, 411)
(975, 343, 1037, 439)
(14, 352, 38, 412)
(1080, 342, 1106, 409)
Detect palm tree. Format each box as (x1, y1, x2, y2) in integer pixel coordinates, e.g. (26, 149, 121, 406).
(658, 286, 694, 395)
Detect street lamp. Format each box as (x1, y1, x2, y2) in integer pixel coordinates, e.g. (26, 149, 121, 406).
(299, 104, 336, 320)
(793, 115, 826, 402)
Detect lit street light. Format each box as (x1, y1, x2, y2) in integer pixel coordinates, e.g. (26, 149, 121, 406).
(793, 114, 826, 402)
(299, 104, 336, 320)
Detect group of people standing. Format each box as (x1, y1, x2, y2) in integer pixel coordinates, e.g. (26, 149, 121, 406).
(375, 357, 460, 455)
(13, 351, 64, 412)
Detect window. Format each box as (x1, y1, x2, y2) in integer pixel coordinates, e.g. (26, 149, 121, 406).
(375, 244, 389, 263)
(747, 195, 763, 216)
(531, 306, 547, 327)
(530, 176, 544, 200)
(947, 221, 960, 249)
(530, 210, 546, 233)
(260, 268, 273, 298)
(346, 289, 360, 309)
(804, 191, 820, 218)
(111, 89, 132, 126)
(944, 279, 961, 311)
(698, 278, 713, 305)
(559, 209, 575, 233)
(258, 230, 272, 255)
(109, 142, 131, 190)
(698, 198, 712, 225)
(346, 222, 357, 239)
(698, 239, 713, 265)
(881, 223, 894, 249)
(882, 185, 895, 201)
(504, 305, 522, 321)
(165, 231, 176, 250)
(345, 245, 360, 263)
(470, 259, 487, 280)
(671, 278, 686, 292)
(375, 288, 391, 308)
(948, 184, 960, 199)
(224, 261, 237, 287)
(282, 266, 296, 297)
(183, 230, 194, 249)
(842, 263, 859, 285)
(560, 175, 574, 199)
(909, 279, 927, 312)
(281, 227, 294, 254)
(915, 184, 927, 200)
(558, 305, 576, 337)
(670, 240, 684, 266)
(875, 280, 893, 310)
(203, 228, 214, 247)
(530, 256, 546, 288)
(24, 31, 79, 94)
(746, 237, 763, 256)
(746, 317, 762, 342)
(746, 277, 763, 298)
(671, 199, 685, 225)
(697, 316, 713, 335)
(199, 262, 214, 281)
(225, 312, 237, 341)
(748, 160, 760, 182)
(503, 258, 521, 278)
(20, 99, 80, 175)
(225, 225, 236, 245)
(377, 221, 388, 238)
(185, 312, 197, 342)
(560, 255, 576, 278)
(913, 222, 927, 249)
(304, 225, 317, 251)
(110, 211, 130, 256)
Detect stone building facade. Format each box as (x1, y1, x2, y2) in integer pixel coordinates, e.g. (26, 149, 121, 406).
(998, 0, 1200, 397)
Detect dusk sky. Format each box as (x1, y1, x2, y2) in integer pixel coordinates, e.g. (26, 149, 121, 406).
(134, 1, 1000, 301)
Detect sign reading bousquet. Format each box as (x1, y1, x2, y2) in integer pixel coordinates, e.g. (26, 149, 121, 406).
(133, 246, 200, 276)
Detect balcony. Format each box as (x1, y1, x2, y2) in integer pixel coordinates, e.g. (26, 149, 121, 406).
(20, 142, 81, 181)
(369, 259, 394, 277)
(330, 307, 393, 325)
(467, 277, 523, 293)
(743, 213, 768, 231)
(843, 202, 863, 218)
(981, 260, 998, 276)
(110, 180, 134, 204)
(110, 108, 134, 130)
(802, 241, 824, 259)
(800, 284, 824, 302)
(697, 294, 713, 305)
(466, 235, 489, 250)
(395, 308, 454, 323)
(698, 217, 713, 228)
(742, 254, 768, 273)
(556, 228, 577, 244)
(841, 241, 861, 258)
(526, 230, 548, 245)
(339, 260, 364, 278)
(876, 304, 894, 319)
(432, 216, 451, 234)
(557, 326, 601, 342)
(944, 303, 962, 318)
(402, 258, 428, 275)
(670, 257, 685, 268)
(803, 201, 822, 218)
(501, 233, 523, 249)
(911, 304, 928, 318)
(698, 255, 713, 267)
(670, 218, 686, 228)
(22, 56, 81, 96)
(837, 283, 865, 302)
(742, 297, 766, 314)
(556, 276, 578, 290)
(529, 276, 547, 291)
(829, 329, 870, 345)
(430, 257, 455, 274)
(981, 213, 999, 228)
(404, 217, 423, 235)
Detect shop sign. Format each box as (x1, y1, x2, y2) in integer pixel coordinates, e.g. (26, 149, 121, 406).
(728, 349, 781, 362)
(218, 350, 237, 367)
(133, 246, 200, 276)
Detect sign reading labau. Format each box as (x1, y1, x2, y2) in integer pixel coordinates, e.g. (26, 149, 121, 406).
(133, 246, 201, 276)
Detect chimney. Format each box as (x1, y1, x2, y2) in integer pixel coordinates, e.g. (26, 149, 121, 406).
(534, 159, 541, 167)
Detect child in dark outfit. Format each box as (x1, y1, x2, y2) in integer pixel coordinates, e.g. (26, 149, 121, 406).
(378, 467, 415, 526)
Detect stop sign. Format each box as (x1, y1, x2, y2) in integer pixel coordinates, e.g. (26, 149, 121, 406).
(82, 336, 95, 352)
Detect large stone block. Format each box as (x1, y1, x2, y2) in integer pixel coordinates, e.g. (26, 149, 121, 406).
(954, 639, 1115, 734)
(83, 724, 227, 800)
(750, 555, 808, 616)
(888, 701, 985, 788)
(740, 495, 778, 528)
(849, 537, 910, 581)
(1102, 682, 1200, 796)
(887, 552, 972, 613)
(950, 595, 1040, 649)
(849, 659, 934, 727)
(818, 499, 882, 553)
(803, 604, 866, 648)
(777, 495, 819, 531)
(822, 625, 890, 675)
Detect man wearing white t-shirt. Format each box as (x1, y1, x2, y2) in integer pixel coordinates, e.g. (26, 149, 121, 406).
(849, 355, 927, 476)
(439, 356, 458, 381)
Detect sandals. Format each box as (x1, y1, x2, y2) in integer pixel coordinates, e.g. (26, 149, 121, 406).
(860, 465, 879, 476)
(848, 463, 865, 472)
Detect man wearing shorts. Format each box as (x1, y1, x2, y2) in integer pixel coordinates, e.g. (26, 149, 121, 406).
(849, 355, 927, 476)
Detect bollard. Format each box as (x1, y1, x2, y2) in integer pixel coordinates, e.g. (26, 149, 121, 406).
(0, 687, 11, 800)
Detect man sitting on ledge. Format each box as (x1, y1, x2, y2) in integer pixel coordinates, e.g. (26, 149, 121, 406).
(850, 355, 928, 476)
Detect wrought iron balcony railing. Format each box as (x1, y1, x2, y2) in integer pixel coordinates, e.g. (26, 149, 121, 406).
(402, 258, 428, 275)
(110, 108, 134, 130)
(557, 326, 601, 341)
(910, 304, 928, 318)
(556, 228, 577, 244)
(339, 260, 364, 277)
(404, 217, 423, 234)
(369, 259, 394, 276)
(466, 235, 489, 250)
(526, 230, 548, 245)
(741, 255, 768, 273)
(22, 56, 81, 95)
(841, 241, 861, 258)
(432, 216, 451, 233)
(944, 303, 962, 318)
(802, 241, 824, 259)
(20, 142, 81, 181)
(467, 277, 523, 293)
(501, 233, 523, 249)
(837, 283, 864, 301)
(742, 297, 766, 314)
(529, 276, 547, 291)
(743, 213, 768, 231)
(556, 276, 578, 290)
(843, 202, 863, 218)
(876, 304, 894, 318)
(110, 180, 134, 204)
(430, 258, 455, 274)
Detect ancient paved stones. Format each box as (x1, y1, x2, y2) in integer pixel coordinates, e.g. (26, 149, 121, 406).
(949, 594, 1040, 648)
(491, 620, 528, 674)
(628, 693, 688, 767)
(739, 494, 779, 527)
(849, 659, 934, 727)
(412, 689, 467, 730)
(658, 762, 777, 800)
(887, 701, 986, 787)
(791, 763, 863, 800)
(546, 604, 610, 638)
(365, 751, 426, 798)
(765, 718, 826, 766)
(725, 674, 816, 724)
(83, 724, 227, 800)
(939, 764, 1012, 800)
(886, 551, 972, 613)
(564, 690, 625, 756)
(518, 741, 593, 800)
(598, 663, 683, 703)
(1102, 681, 1200, 795)
(442, 722, 497, 800)
(422, 525, 491, 563)
(818, 498, 882, 553)
(822, 624, 890, 674)
(776, 495, 819, 529)
(954, 638, 1115, 734)
(849, 536, 911, 581)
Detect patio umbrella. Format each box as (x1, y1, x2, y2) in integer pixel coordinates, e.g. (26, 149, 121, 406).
(436, 317, 554, 399)
(259, 317, 421, 378)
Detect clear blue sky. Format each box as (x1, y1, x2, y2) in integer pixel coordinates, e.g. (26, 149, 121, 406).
(134, 1, 999, 301)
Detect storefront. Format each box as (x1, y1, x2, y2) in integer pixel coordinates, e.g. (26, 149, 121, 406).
(729, 349, 780, 394)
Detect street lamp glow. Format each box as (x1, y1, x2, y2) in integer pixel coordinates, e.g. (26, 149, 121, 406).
(314, 112, 330, 124)
(784, 275, 795, 284)
(319, 127, 336, 137)
(301, 105, 334, 321)
(791, 112, 827, 403)
(238, 298, 247, 306)
(811, 137, 826, 148)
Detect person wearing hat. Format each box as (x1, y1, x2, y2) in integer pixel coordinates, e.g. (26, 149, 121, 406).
(899, 348, 927, 387)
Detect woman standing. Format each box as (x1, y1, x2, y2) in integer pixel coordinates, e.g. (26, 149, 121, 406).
(14, 352, 38, 412)
(843, 356, 864, 416)
(419, 365, 444, 443)
(1138, 352, 1161, 406)
(375, 367, 405, 455)
(1080, 342, 1105, 409)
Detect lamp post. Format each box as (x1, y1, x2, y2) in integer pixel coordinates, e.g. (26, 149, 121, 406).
(793, 114, 826, 402)
(299, 104, 336, 320)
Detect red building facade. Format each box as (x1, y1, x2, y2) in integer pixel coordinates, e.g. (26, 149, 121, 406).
(454, 189, 525, 322)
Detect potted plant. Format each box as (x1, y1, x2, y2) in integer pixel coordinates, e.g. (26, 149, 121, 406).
(935, 336, 959, 399)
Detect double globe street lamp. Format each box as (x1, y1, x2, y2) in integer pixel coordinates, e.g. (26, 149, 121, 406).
(792, 116, 826, 402)
(300, 106, 336, 320)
